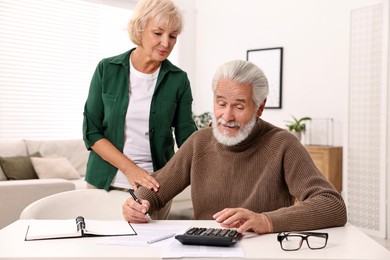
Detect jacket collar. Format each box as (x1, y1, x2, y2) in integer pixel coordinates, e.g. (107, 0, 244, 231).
(109, 48, 181, 75)
(109, 48, 182, 93)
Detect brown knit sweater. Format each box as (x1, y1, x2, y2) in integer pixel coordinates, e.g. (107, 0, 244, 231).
(137, 119, 347, 232)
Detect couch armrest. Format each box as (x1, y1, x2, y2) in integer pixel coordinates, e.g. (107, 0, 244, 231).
(0, 179, 75, 229)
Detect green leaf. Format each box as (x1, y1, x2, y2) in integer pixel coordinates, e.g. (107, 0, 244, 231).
(284, 115, 311, 133)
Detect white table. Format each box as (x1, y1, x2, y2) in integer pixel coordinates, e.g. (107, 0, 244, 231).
(0, 220, 389, 260)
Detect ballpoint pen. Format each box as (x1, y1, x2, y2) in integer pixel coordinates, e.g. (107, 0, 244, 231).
(127, 189, 152, 221)
(147, 233, 176, 244)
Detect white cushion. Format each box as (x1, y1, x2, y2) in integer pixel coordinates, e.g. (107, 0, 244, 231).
(31, 157, 80, 180)
(25, 139, 89, 177)
(0, 140, 27, 181)
(69, 178, 88, 189)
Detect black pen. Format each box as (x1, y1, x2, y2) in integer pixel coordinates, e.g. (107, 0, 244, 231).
(128, 189, 152, 221)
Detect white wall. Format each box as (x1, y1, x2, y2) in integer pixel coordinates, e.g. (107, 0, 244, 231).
(176, 0, 368, 147)
(174, 0, 197, 90)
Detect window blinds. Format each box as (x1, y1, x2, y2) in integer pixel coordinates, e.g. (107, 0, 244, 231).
(0, 0, 134, 139)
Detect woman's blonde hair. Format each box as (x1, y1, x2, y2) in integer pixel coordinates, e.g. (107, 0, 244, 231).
(128, 0, 183, 46)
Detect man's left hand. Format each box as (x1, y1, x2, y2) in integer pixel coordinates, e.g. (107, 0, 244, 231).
(213, 208, 272, 234)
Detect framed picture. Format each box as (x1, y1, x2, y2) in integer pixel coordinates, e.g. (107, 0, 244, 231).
(246, 47, 283, 109)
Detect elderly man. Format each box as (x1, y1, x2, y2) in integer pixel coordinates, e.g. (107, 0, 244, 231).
(122, 60, 347, 234)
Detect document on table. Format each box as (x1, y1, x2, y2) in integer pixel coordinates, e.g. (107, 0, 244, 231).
(98, 223, 246, 258)
(161, 239, 246, 259)
(97, 223, 189, 247)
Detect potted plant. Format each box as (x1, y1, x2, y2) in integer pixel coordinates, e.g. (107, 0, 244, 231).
(285, 115, 312, 141)
(192, 112, 212, 129)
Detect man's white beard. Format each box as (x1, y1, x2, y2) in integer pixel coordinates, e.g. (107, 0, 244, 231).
(212, 115, 257, 146)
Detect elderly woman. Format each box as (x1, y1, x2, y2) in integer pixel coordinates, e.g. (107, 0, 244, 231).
(82, 0, 197, 219)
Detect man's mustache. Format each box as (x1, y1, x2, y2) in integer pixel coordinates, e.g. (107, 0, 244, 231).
(217, 118, 240, 128)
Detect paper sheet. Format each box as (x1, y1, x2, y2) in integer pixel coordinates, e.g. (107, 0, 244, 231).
(98, 223, 246, 258)
(97, 224, 189, 247)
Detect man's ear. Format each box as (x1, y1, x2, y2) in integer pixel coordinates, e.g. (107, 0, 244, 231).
(256, 99, 267, 117)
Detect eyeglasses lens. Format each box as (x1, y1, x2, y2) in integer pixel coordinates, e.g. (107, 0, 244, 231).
(307, 235, 327, 249)
(281, 236, 302, 250)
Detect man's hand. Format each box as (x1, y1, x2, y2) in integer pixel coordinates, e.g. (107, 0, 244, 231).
(122, 196, 151, 223)
(213, 208, 272, 234)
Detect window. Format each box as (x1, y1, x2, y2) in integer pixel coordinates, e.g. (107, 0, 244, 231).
(0, 0, 178, 139)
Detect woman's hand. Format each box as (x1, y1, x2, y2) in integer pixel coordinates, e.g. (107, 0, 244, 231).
(123, 166, 160, 192)
(91, 139, 160, 191)
(213, 208, 272, 234)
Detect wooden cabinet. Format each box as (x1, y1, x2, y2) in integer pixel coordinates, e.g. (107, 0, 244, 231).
(304, 146, 342, 192)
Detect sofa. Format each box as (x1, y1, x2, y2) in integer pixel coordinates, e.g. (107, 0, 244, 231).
(0, 139, 193, 229)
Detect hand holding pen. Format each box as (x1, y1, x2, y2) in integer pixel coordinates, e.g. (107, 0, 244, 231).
(127, 189, 152, 221)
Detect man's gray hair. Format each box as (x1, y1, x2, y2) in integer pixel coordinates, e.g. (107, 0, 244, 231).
(212, 60, 269, 107)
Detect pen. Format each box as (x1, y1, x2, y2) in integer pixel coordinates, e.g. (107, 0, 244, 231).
(127, 189, 152, 221)
(147, 233, 176, 244)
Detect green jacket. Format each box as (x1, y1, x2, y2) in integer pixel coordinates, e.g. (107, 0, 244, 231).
(83, 49, 197, 190)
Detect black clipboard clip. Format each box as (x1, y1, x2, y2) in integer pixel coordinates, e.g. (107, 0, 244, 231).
(76, 216, 85, 232)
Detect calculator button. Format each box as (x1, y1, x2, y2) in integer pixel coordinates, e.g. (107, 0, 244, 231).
(194, 228, 206, 235)
(204, 228, 215, 236)
(211, 229, 221, 236)
(186, 227, 198, 235)
(228, 230, 238, 237)
(219, 229, 229, 236)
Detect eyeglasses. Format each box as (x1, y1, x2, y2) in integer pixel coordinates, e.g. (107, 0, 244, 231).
(277, 232, 329, 251)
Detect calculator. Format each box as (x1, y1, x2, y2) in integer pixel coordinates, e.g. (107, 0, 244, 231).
(175, 227, 242, 247)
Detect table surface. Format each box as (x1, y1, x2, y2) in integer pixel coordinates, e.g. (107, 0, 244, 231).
(0, 220, 389, 260)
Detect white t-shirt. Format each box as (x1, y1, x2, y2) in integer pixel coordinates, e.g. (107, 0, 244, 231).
(112, 59, 160, 189)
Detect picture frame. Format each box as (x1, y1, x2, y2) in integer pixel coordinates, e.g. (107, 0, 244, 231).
(246, 47, 283, 109)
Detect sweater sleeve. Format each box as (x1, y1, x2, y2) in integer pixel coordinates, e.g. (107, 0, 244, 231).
(136, 133, 195, 213)
(263, 135, 347, 232)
